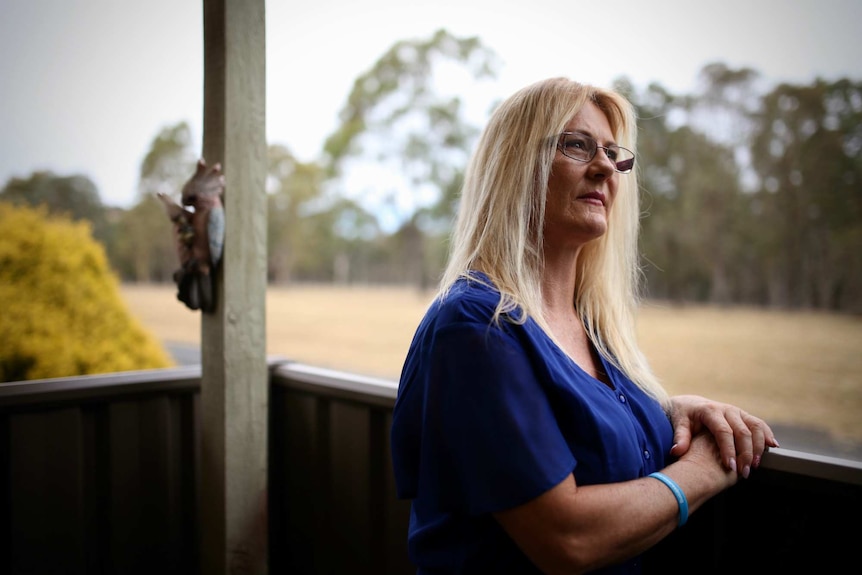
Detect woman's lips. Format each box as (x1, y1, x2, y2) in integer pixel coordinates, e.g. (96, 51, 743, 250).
(577, 191, 606, 206)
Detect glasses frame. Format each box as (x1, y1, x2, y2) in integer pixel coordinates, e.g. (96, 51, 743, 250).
(556, 131, 635, 174)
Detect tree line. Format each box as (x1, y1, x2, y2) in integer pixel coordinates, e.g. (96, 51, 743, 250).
(2, 30, 860, 313)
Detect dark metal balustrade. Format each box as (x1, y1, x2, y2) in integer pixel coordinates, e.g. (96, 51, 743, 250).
(1, 363, 860, 574)
(0, 367, 202, 574)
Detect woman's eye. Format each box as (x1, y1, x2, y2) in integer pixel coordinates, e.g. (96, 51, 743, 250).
(565, 138, 586, 150)
(606, 148, 619, 160)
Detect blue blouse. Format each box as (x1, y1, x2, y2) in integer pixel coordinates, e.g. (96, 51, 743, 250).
(391, 273, 674, 574)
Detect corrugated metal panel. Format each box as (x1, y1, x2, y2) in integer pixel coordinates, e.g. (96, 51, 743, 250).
(0, 373, 199, 575)
(269, 362, 411, 574)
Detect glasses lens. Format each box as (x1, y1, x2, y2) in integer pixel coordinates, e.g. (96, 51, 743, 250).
(603, 144, 635, 173)
(559, 133, 595, 162)
(613, 149, 635, 173)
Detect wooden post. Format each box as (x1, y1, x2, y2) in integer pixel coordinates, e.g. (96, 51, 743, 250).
(200, 0, 267, 573)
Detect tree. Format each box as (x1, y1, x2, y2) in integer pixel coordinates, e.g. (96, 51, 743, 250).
(685, 62, 762, 157)
(749, 79, 862, 310)
(0, 171, 110, 246)
(299, 197, 383, 284)
(0, 202, 172, 382)
(638, 126, 744, 303)
(628, 72, 752, 304)
(113, 122, 197, 282)
(267, 145, 327, 283)
(321, 28, 499, 284)
(137, 122, 198, 202)
(630, 66, 862, 312)
(114, 194, 178, 282)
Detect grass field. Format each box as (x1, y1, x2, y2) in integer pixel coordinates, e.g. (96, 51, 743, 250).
(120, 283, 862, 448)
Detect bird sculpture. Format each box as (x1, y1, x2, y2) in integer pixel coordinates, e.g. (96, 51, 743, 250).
(157, 158, 225, 312)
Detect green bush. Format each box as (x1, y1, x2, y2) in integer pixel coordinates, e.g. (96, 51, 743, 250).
(0, 202, 173, 382)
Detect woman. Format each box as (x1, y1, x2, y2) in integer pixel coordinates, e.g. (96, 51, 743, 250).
(390, 77, 779, 574)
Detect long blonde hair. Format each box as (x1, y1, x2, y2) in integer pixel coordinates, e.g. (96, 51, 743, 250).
(439, 77, 669, 407)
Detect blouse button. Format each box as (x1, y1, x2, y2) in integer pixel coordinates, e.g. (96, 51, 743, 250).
(644, 450, 651, 460)
(618, 393, 626, 403)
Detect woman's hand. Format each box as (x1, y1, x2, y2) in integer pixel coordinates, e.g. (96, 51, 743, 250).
(668, 395, 779, 478)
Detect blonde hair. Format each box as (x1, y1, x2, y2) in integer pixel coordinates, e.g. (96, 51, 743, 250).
(439, 77, 669, 407)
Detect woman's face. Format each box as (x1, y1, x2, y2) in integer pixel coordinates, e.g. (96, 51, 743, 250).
(544, 101, 619, 252)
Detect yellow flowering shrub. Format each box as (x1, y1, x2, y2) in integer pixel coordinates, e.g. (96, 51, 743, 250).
(0, 202, 173, 382)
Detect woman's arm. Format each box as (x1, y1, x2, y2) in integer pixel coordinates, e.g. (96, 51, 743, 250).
(668, 395, 780, 478)
(494, 432, 734, 575)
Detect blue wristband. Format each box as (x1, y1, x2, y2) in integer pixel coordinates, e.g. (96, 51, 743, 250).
(648, 472, 689, 527)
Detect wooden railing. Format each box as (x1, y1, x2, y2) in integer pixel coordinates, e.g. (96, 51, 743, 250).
(1, 363, 860, 574)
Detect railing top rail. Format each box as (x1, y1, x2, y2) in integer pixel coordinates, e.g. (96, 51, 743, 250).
(0, 365, 202, 407)
(272, 361, 398, 399)
(760, 446, 862, 486)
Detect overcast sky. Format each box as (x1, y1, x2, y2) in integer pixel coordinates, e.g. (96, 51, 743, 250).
(1, 0, 861, 209)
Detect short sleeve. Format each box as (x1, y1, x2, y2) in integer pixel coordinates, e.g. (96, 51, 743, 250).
(414, 319, 575, 515)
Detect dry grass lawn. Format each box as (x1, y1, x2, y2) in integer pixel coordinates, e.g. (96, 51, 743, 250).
(121, 283, 862, 446)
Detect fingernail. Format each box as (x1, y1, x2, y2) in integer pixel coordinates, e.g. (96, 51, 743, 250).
(729, 457, 737, 473)
(669, 443, 678, 454)
(743, 465, 750, 479)
(753, 454, 761, 468)
(774, 439, 780, 448)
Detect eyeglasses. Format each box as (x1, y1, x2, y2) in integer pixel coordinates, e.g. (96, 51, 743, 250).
(556, 131, 635, 174)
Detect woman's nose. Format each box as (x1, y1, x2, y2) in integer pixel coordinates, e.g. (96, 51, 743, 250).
(589, 148, 616, 176)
